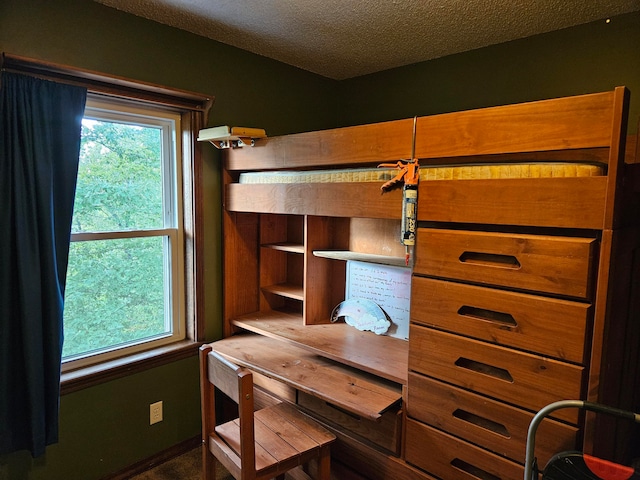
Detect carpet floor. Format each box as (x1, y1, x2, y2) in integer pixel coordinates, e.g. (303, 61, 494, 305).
(129, 447, 232, 480)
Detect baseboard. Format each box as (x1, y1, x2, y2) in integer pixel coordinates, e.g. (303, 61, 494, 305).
(100, 435, 201, 480)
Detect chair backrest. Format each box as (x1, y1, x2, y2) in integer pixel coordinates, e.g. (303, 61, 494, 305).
(207, 350, 247, 403)
(203, 348, 257, 478)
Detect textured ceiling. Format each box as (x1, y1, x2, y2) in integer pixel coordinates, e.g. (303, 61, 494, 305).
(95, 0, 640, 80)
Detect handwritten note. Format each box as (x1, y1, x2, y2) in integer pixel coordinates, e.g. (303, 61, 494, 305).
(345, 261, 411, 340)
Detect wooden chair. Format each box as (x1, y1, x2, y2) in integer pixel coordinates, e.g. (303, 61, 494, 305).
(199, 344, 336, 480)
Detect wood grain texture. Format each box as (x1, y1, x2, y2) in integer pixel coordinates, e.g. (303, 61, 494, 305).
(202, 346, 335, 480)
(405, 419, 524, 480)
(231, 313, 408, 384)
(211, 334, 402, 420)
(408, 326, 584, 423)
(417, 176, 608, 229)
(227, 182, 403, 218)
(225, 119, 414, 171)
(415, 91, 615, 159)
(410, 276, 591, 363)
(206, 351, 244, 403)
(407, 373, 578, 465)
(414, 228, 596, 299)
(328, 424, 437, 480)
(223, 211, 260, 336)
(304, 216, 344, 325)
(218, 89, 639, 475)
(298, 391, 402, 454)
(227, 176, 609, 229)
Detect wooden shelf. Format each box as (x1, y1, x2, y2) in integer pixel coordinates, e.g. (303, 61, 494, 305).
(232, 311, 408, 385)
(261, 283, 304, 301)
(313, 250, 409, 267)
(263, 242, 304, 254)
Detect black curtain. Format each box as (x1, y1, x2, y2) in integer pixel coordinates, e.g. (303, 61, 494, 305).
(0, 72, 86, 457)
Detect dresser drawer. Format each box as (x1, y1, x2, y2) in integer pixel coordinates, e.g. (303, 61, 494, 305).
(409, 326, 584, 423)
(406, 419, 524, 480)
(297, 391, 402, 454)
(411, 276, 590, 363)
(407, 373, 578, 465)
(414, 228, 596, 299)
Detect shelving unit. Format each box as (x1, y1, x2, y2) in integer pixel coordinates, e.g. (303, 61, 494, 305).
(217, 88, 640, 480)
(259, 214, 305, 314)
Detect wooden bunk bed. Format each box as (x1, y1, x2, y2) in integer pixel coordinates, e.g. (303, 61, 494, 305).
(212, 87, 640, 480)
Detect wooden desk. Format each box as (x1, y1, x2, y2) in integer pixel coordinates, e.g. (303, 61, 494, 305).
(232, 313, 409, 385)
(210, 333, 402, 421)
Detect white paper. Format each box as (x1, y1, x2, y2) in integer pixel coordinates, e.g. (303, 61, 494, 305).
(345, 261, 411, 340)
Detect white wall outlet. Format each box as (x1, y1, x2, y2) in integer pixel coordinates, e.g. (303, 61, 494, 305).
(150, 401, 163, 425)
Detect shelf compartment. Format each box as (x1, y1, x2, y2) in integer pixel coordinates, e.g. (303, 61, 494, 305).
(261, 282, 304, 301)
(259, 214, 305, 313)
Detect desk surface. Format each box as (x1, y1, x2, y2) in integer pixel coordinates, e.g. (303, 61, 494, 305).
(211, 333, 402, 421)
(232, 311, 409, 384)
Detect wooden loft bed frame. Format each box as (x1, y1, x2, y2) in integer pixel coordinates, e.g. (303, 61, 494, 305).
(225, 89, 633, 227)
(217, 87, 640, 480)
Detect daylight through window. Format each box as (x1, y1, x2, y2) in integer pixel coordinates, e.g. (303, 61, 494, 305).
(62, 97, 185, 367)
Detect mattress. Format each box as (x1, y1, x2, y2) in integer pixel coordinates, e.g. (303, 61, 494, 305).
(238, 163, 604, 184)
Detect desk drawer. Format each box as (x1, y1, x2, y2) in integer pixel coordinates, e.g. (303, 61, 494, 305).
(297, 391, 402, 455)
(410, 276, 590, 363)
(409, 326, 584, 423)
(414, 228, 596, 299)
(405, 419, 524, 480)
(407, 373, 578, 465)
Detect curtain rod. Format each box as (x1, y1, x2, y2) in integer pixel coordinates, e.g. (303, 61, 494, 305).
(1, 53, 214, 119)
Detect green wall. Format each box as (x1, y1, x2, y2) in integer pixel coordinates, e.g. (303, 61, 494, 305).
(1, 1, 639, 479)
(2, 357, 201, 480)
(337, 11, 640, 134)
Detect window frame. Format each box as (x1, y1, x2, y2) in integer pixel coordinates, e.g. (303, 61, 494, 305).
(1, 53, 213, 394)
(63, 97, 186, 368)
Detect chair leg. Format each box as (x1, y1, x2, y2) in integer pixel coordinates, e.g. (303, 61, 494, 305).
(316, 445, 331, 480)
(202, 442, 216, 480)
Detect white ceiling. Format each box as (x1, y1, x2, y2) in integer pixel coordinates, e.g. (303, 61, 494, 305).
(95, 0, 640, 80)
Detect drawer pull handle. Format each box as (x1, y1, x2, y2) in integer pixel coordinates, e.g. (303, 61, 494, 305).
(452, 409, 511, 438)
(451, 458, 501, 480)
(455, 357, 514, 383)
(459, 251, 521, 269)
(458, 305, 517, 328)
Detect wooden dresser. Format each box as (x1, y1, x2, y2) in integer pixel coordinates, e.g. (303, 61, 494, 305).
(213, 87, 640, 479)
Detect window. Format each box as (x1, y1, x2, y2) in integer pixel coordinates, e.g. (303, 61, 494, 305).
(2, 53, 212, 390)
(62, 97, 185, 368)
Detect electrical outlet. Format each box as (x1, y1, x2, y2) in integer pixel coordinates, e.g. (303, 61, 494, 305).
(150, 401, 163, 425)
